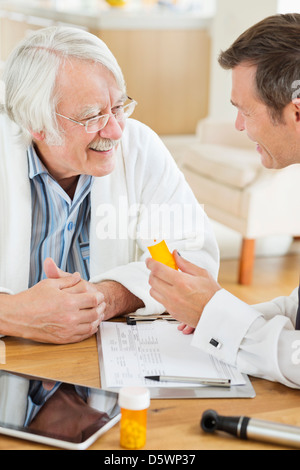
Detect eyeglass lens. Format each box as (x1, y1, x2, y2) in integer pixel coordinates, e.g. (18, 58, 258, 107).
(86, 101, 136, 132)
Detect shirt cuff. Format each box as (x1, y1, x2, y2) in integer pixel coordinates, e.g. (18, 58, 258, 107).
(191, 289, 262, 366)
(0, 288, 13, 338)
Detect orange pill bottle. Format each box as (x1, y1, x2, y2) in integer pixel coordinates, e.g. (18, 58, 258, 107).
(148, 240, 178, 270)
(118, 387, 150, 450)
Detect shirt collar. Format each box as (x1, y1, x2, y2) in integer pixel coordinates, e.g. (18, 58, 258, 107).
(27, 144, 49, 179)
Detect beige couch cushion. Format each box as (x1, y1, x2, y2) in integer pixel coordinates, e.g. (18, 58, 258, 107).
(184, 143, 262, 189)
(183, 168, 243, 218)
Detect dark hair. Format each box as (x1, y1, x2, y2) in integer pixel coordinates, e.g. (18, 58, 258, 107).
(218, 14, 300, 122)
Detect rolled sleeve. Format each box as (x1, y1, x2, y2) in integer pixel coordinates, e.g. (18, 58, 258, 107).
(90, 262, 166, 316)
(191, 289, 262, 366)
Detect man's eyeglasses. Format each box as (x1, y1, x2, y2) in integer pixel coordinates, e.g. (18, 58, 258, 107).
(56, 97, 137, 133)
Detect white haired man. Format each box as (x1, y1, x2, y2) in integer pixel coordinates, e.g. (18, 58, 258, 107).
(0, 26, 219, 344)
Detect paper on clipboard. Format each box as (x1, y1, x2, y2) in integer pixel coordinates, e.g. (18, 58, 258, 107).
(97, 321, 255, 399)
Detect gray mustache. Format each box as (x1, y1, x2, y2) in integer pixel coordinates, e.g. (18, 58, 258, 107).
(89, 138, 120, 151)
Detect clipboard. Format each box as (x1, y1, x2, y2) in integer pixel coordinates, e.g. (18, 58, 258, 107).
(97, 321, 256, 399)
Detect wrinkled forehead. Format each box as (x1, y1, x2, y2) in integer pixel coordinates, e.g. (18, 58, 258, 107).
(56, 58, 125, 115)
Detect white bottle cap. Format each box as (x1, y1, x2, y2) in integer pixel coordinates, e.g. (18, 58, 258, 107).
(118, 387, 150, 410)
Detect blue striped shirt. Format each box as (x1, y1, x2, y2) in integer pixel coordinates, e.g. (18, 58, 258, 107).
(27, 145, 93, 287)
(25, 145, 93, 425)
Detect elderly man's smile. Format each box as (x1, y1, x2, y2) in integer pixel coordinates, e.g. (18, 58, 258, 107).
(89, 137, 119, 153)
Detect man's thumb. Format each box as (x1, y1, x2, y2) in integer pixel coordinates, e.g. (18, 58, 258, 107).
(57, 272, 81, 290)
(44, 257, 68, 279)
(173, 251, 207, 276)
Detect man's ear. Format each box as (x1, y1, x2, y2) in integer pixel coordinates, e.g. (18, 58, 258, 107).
(291, 98, 300, 123)
(29, 130, 45, 141)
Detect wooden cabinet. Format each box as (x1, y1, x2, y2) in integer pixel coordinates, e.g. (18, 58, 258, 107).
(98, 29, 210, 134)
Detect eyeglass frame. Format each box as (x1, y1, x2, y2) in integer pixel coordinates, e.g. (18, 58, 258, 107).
(55, 96, 137, 133)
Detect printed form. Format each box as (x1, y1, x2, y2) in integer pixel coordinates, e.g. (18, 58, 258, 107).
(98, 321, 246, 389)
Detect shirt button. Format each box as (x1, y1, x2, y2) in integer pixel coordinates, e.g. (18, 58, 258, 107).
(67, 221, 74, 231)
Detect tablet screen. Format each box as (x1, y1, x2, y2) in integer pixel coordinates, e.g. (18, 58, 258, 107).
(0, 370, 120, 450)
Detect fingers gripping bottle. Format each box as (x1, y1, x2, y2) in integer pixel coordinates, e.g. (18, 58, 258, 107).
(148, 240, 178, 270)
(118, 387, 150, 450)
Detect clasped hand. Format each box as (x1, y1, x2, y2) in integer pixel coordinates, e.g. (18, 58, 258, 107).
(10, 258, 105, 344)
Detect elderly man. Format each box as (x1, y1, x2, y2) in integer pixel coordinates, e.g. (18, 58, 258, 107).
(0, 26, 219, 344)
(147, 13, 300, 389)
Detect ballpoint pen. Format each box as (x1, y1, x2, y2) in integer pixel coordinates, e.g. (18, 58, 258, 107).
(126, 314, 178, 325)
(145, 375, 231, 388)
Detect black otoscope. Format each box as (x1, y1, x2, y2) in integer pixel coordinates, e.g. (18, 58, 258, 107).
(201, 409, 300, 449)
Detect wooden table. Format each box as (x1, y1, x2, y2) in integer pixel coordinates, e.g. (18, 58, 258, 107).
(0, 334, 299, 450)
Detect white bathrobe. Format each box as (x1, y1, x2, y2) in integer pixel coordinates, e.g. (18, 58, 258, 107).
(0, 114, 219, 314)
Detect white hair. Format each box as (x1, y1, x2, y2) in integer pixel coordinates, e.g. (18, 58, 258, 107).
(1, 26, 126, 146)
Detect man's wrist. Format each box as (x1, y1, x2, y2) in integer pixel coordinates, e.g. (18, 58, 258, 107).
(0, 292, 18, 337)
(95, 280, 144, 320)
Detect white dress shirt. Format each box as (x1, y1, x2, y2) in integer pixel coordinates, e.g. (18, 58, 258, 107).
(192, 288, 300, 389)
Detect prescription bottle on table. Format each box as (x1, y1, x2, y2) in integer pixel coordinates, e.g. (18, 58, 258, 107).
(118, 387, 150, 450)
